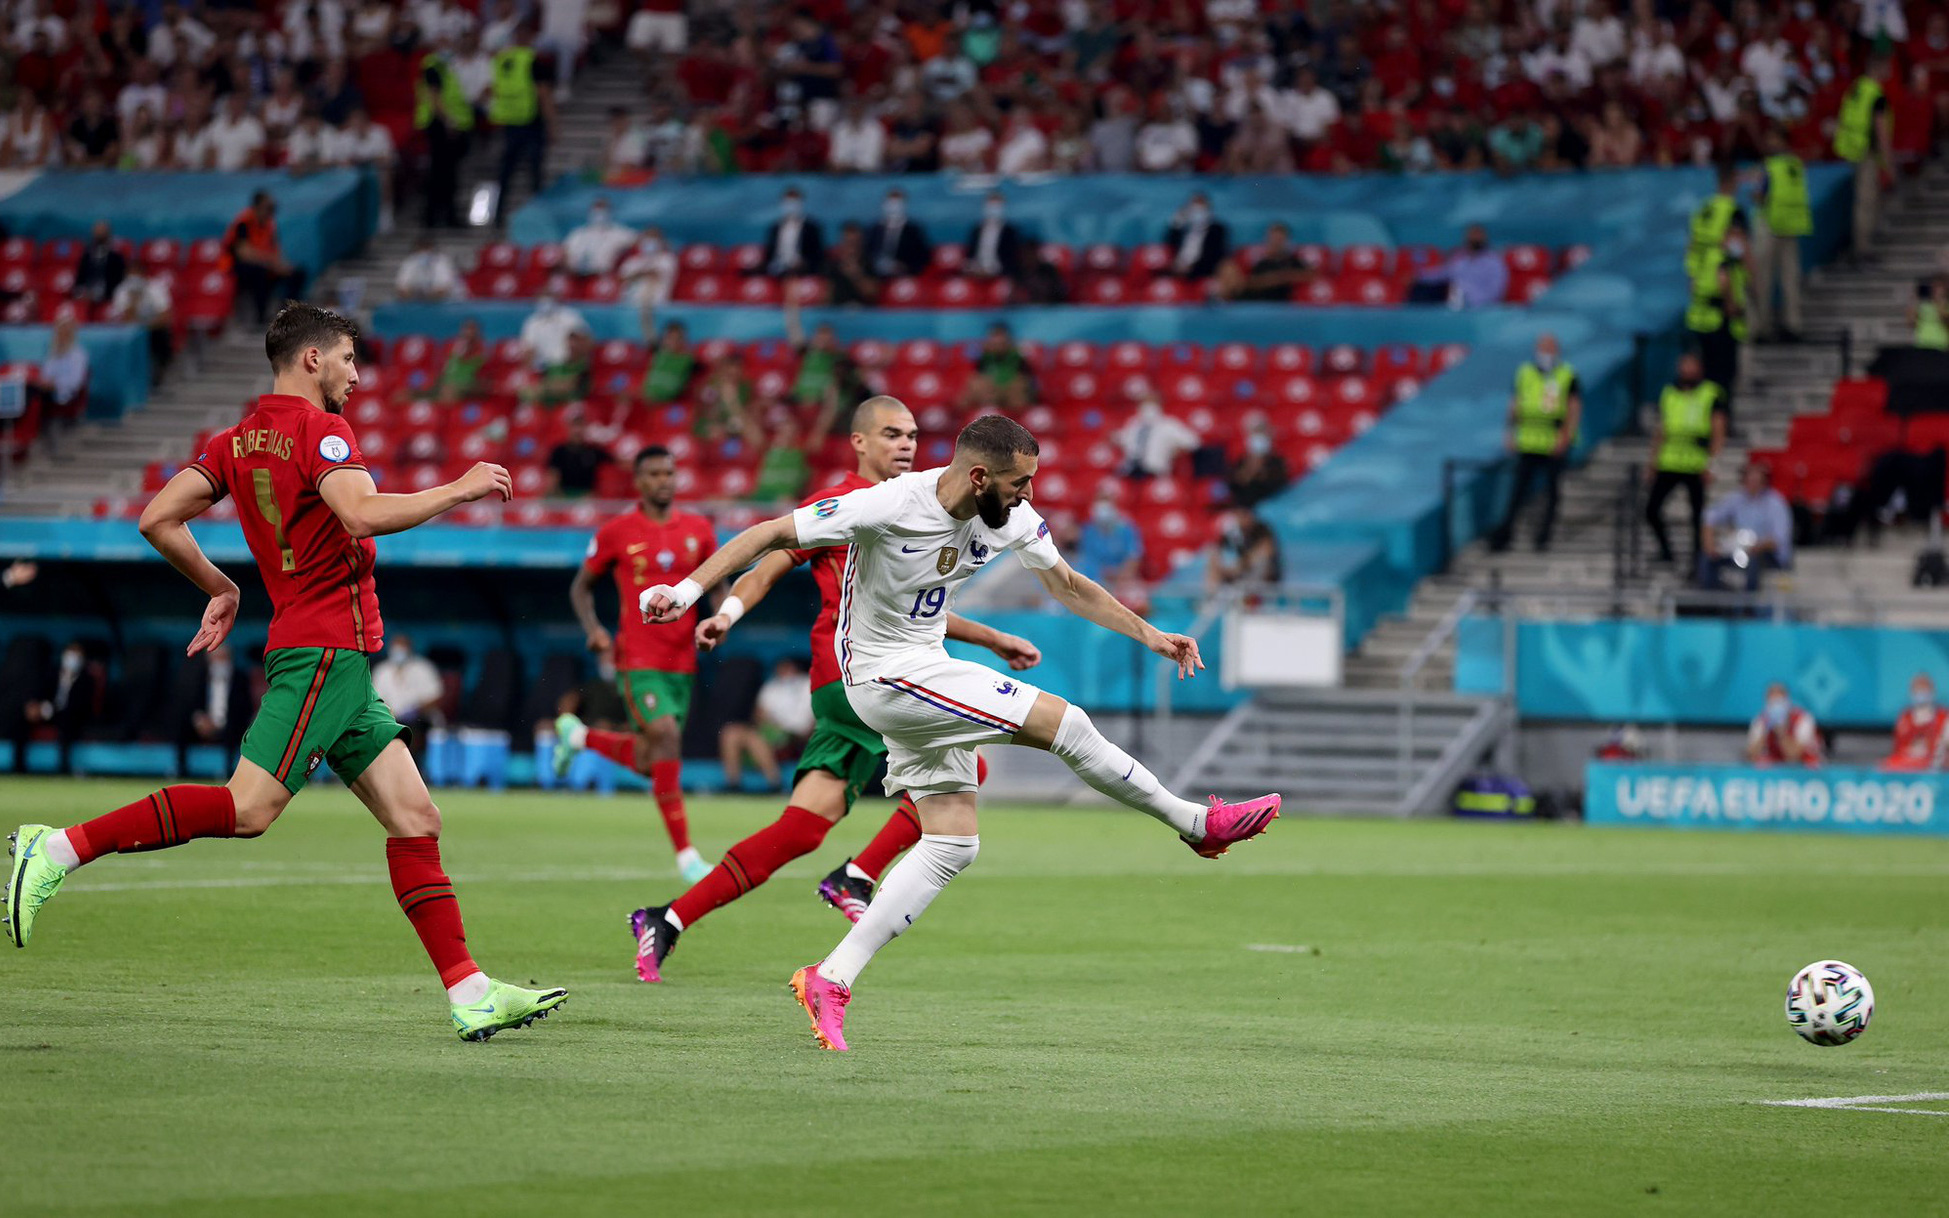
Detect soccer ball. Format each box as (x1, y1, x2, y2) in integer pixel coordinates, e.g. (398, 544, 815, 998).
(1785, 960, 1875, 1046)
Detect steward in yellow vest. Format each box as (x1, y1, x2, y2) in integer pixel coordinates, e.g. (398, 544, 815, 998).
(491, 24, 556, 227)
(1643, 352, 1726, 568)
(1490, 334, 1582, 553)
(416, 48, 476, 229)
(1835, 54, 1893, 258)
(1750, 124, 1809, 341)
(1686, 163, 1743, 279)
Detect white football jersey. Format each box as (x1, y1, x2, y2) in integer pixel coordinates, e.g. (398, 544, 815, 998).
(790, 467, 1062, 683)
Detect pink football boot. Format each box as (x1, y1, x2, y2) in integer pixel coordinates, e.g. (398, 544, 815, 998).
(789, 964, 852, 1051)
(1184, 793, 1282, 858)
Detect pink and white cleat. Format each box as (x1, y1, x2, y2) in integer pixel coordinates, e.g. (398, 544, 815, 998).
(1185, 793, 1281, 858)
(789, 964, 852, 1051)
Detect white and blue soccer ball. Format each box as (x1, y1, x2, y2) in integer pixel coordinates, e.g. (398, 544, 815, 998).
(1785, 960, 1875, 1047)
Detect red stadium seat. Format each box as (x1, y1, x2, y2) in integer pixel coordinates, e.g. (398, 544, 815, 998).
(1269, 373, 1320, 409)
(679, 244, 720, 271)
(1561, 244, 1592, 271)
(1295, 244, 1334, 275)
(1143, 278, 1197, 304)
(187, 238, 224, 268)
(1129, 243, 1173, 276)
(0, 236, 34, 266)
(1051, 341, 1098, 371)
(682, 272, 727, 302)
(476, 242, 520, 271)
(930, 244, 965, 275)
(1082, 243, 1122, 273)
(529, 243, 566, 272)
(1266, 344, 1313, 374)
(1511, 272, 1552, 303)
(728, 243, 765, 272)
(1049, 369, 1103, 406)
(139, 238, 182, 269)
(1082, 275, 1129, 305)
(1105, 341, 1152, 372)
(785, 276, 827, 306)
(849, 338, 893, 369)
(1321, 344, 1364, 375)
(882, 277, 929, 308)
(1432, 343, 1470, 372)
(885, 366, 956, 407)
(982, 278, 1014, 306)
(896, 339, 947, 368)
(1294, 278, 1337, 305)
(1340, 244, 1387, 274)
(1505, 244, 1551, 273)
(1038, 244, 1075, 274)
(1340, 274, 1397, 305)
(1212, 342, 1259, 374)
(736, 276, 781, 306)
(1829, 378, 1889, 422)
(1163, 371, 1212, 410)
(935, 276, 978, 307)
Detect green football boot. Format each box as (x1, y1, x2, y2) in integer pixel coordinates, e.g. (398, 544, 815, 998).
(552, 712, 587, 780)
(451, 979, 570, 1042)
(5, 824, 70, 949)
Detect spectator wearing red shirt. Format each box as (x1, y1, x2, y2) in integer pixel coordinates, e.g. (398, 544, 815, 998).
(1885, 674, 1949, 771)
(1745, 683, 1822, 767)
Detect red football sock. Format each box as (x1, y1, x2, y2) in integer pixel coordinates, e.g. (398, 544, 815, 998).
(853, 798, 922, 882)
(386, 836, 479, 988)
(669, 805, 831, 927)
(584, 728, 639, 770)
(651, 759, 691, 852)
(69, 785, 237, 866)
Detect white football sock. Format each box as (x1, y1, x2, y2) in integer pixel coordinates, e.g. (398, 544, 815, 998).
(1049, 705, 1206, 839)
(45, 829, 80, 870)
(675, 846, 704, 870)
(563, 720, 589, 750)
(818, 833, 978, 989)
(447, 971, 490, 1005)
(663, 908, 684, 932)
(844, 861, 873, 883)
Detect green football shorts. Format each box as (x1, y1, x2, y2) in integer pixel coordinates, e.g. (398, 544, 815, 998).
(618, 668, 694, 732)
(240, 647, 408, 794)
(795, 682, 887, 811)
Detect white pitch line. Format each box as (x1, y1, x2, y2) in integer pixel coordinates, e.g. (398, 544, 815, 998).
(1764, 1093, 1949, 1117)
(1244, 943, 1313, 954)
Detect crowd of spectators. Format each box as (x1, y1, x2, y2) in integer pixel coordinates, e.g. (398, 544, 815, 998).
(601, 0, 1942, 181)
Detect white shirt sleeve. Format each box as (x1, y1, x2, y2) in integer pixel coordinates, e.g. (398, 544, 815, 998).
(1005, 505, 1063, 570)
(791, 478, 904, 549)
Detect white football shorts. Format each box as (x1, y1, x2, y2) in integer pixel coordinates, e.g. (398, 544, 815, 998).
(846, 653, 1042, 799)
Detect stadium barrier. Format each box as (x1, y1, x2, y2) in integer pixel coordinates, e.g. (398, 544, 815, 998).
(0, 168, 379, 280)
(1585, 761, 1949, 837)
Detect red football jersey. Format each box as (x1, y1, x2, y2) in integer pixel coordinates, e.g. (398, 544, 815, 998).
(786, 472, 873, 691)
(585, 506, 719, 673)
(188, 395, 384, 653)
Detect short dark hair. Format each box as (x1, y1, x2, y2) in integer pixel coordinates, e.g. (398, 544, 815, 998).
(955, 414, 1039, 466)
(635, 444, 673, 469)
(264, 302, 358, 371)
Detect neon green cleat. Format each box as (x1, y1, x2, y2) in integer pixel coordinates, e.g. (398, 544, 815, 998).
(451, 978, 569, 1042)
(552, 712, 587, 780)
(5, 824, 70, 949)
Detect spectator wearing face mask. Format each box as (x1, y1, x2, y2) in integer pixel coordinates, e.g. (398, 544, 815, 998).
(618, 228, 678, 334)
(12, 641, 98, 776)
(1411, 224, 1508, 308)
(1685, 222, 1750, 429)
(394, 235, 465, 301)
(563, 197, 638, 276)
(171, 642, 249, 778)
(372, 633, 445, 757)
(760, 187, 824, 277)
(517, 291, 588, 369)
(964, 191, 1027, 282)
(1116, 397, 1201, 478)
(865, 188, 931, 279)
(1207, 504, 1282, 594)
(1074, 493, 1145, 598)
(1885, 674, 1949, 771)
(1490, 333, 1581, 553)
(1225, 422, 1291, 508)
(1162, 192, 1230, 281)
(1745, 682, 1821, 767)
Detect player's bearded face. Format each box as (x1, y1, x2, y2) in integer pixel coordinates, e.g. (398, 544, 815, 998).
(319, 340, 358, 414)
(974, 480, 1010, 528)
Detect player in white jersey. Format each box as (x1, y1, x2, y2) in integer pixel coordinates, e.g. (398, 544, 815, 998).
(641, 415, 1280, 1050)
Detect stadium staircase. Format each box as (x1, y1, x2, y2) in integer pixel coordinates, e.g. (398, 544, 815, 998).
(1171, 160, 1949, 815)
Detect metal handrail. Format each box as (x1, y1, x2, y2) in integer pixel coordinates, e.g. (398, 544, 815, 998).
(1395, 587, 1484, 783)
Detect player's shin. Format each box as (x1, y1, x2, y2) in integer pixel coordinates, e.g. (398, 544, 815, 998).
(670, 805, 831, 927)
(817, 833, 978, 989)
(386, 836, 482, 993)
(61, 785, 240, 867)
(1047, 705, 1207, 839)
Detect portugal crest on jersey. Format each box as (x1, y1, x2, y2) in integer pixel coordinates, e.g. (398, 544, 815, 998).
(936, 546, 959, 575)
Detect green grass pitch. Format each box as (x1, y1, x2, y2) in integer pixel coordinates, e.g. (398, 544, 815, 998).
(5, 775, 1948, 1215)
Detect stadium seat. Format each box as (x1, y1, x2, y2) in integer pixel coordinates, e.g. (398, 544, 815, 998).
(477, 242, 520, 271)
(935, 277, 978, 307)
(896, 339, 946, 368)
(1082, 276, 1129, 305)
(930, 244, 965, 275)
(1266, 344, 1313, 374)
(882, 277, 929, 308)
(1212, 342, 1260, 374)
(1341, 244, 1387, 274)
(679, 244, 721, 272)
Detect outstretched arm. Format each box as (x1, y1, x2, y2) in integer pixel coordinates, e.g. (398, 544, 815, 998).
(319, 462, 511, 539)
(1030, 559, 1203, 679)
(946, 612, 1041, 671)
(643, 514, 801, 622)
(696, 548, 799, 651)
(139, 469, 241, 656)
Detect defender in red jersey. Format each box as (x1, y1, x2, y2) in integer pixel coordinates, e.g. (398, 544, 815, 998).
(3, 305, 567, 1042)
(622, 396, 1039, 982)
(559, 445, 722, 883)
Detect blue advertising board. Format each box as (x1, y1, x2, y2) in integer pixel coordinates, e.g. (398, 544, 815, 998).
(1584, 762, 1949, 836)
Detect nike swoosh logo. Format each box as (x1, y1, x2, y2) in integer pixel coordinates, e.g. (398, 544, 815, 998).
(465, 1003, 497, 1015)
(1122, 762, 1135, 781)
(901, 545, 928, 553)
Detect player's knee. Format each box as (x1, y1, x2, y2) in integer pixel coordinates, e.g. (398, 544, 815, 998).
(231, 798, 285, 838)
(399, 797, 443, 839)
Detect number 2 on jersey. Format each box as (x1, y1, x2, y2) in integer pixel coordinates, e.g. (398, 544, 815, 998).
(907, 586, 947, 620)
(250, 468, 296, 572)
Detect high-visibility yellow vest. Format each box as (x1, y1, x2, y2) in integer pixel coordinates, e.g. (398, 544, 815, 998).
(489, 46, 539, 126)
(1686, 194, 1739, 279)
(1686, 248, 1749, 342)
(1762, 154, 1811, 237)
(1656, 382, 1721, 474)
(414, 54, 475, 132)
(1512, 361, 1578, 455)
(1834, 77, 1884, 163)
(1917, 302, 1949, 351)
